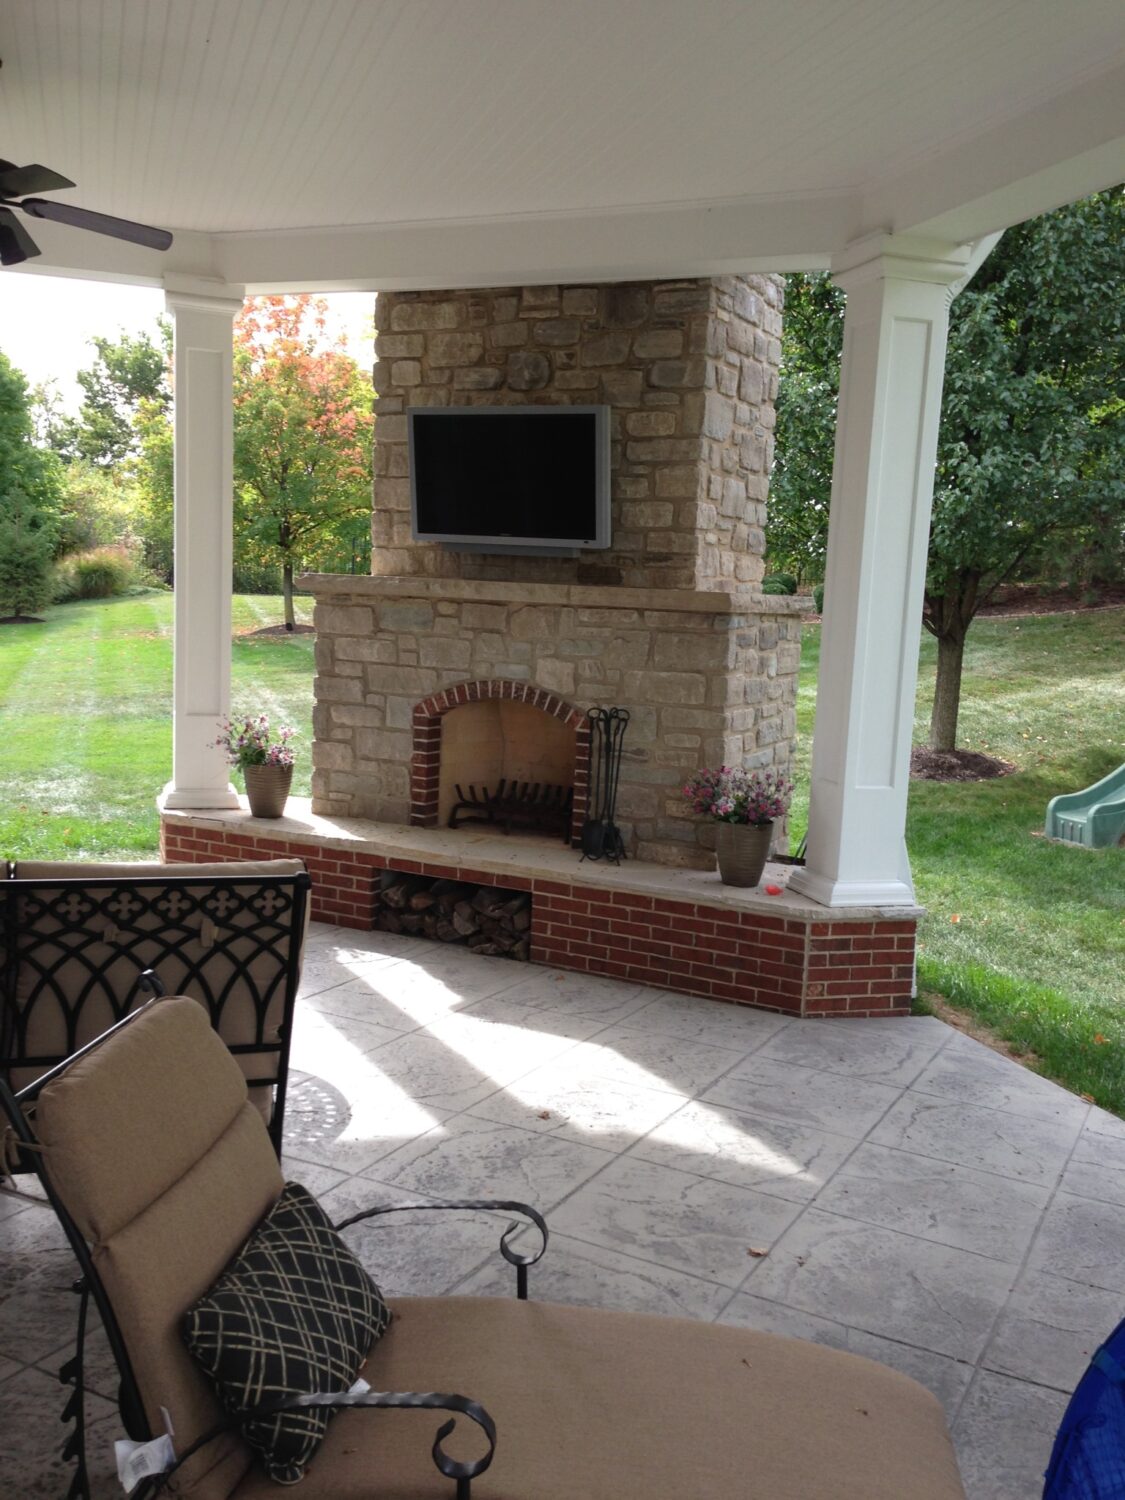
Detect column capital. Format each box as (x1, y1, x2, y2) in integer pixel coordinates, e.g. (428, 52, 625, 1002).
(830, 232, 973, 293)
(163, 273, 245, 318)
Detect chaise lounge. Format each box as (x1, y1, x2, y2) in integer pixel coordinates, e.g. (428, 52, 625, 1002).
(1, 996, 967, 1500)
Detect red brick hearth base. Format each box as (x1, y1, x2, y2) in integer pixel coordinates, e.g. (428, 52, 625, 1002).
(161, 811, 917, 1018)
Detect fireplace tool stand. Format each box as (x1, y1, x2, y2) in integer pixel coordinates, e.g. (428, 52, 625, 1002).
(580, 706, 630, 863)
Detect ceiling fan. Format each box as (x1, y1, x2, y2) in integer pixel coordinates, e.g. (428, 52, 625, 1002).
(0, 158, 173, 266)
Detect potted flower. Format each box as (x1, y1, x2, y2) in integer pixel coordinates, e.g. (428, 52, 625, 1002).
(682, 765, 793, 887)
(215, 714, 296, 819)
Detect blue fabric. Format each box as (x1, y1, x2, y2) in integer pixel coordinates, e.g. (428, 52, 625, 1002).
(1044, 1316, 1125, 1498)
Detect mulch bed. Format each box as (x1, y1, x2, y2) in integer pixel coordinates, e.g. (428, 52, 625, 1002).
(240, 623, 316, 638)
(0, 614, 44, 625)
(910, 747, 1016, 782)
(977, 582, 1125, 617)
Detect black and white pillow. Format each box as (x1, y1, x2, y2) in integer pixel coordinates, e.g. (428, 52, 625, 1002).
(183, 1182, 391, 1483)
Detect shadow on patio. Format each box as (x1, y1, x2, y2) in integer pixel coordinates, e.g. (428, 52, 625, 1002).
(5, 921, 1122, 1497)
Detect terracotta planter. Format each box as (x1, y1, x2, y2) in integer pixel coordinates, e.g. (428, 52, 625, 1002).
(715, 820, 773, 888)
(243, 763, 293, 819)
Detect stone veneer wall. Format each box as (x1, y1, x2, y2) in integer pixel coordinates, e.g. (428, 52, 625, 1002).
(371, 276, 782, 591)
(307, 577, 803, 869)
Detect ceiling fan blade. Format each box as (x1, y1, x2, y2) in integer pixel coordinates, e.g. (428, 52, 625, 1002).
(20, 197, 172, 251)
(0, 206, 41, 266)
(0, 161, 76, 197)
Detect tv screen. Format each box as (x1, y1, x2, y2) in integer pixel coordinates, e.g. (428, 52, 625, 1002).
(408, 405, 611, 552)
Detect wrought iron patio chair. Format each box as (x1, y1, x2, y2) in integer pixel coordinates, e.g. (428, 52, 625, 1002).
(1, 859, 311, 1156)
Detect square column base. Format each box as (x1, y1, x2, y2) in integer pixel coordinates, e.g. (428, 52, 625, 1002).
(160, 779, 241, 811)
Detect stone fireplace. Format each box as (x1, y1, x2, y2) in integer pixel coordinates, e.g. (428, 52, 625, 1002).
(306, 275, 804, 869)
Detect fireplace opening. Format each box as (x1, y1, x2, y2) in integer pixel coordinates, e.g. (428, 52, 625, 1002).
(410, 680, 590, 838)
(440, 699, 575, 835)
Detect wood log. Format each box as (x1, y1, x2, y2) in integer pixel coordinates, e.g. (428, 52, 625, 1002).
(470, 887, 506, 917)
(512, 904, 531, 932)
(511, 938, 530, 962)
(431, 880, 475, 911)
(434, 917, 459, 943)
(500, 893, 531, 918)
(409, 890, 436, 912)
(382, 876, 429, 910)
(399, 912, 426, 933)
(374, 909, 403, 934)
(452, 901, 480, 936)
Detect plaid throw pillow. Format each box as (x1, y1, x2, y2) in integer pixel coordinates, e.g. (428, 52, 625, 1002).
(182, 1182, 391, 1483)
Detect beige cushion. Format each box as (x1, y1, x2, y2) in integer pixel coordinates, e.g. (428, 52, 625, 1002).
(36, 998, 284, 1500)
(34, 995, 250, 1242)
(233, 1297, 965, 1500)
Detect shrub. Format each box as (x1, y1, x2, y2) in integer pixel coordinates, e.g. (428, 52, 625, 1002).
(232, 559, 283, 594)
(53, 545, 144, 602)
(0, 489, 55, 618)
(761, 572, 798, 594)
(814, 583, 824, 614)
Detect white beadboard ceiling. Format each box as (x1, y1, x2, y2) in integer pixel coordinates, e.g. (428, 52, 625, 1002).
(0, 0, 1122, 289)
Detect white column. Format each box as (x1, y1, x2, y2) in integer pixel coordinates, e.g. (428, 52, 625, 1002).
(161, 280, 245, 809)
(788, 234, 971, 908)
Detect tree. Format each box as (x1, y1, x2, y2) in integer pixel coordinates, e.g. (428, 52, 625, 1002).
(0, 488, 55, 619)
(767, 273, 843, 585)
(131, 393, 175, 579)
(925, 192, 1124, 749)
(233, 296, 373, 629)
(766, 189, 1125, 750)
(0, 349, 63, 515)
(70, 323, 171, 466)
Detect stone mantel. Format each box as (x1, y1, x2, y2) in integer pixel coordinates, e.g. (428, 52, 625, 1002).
(300, 572, 810, 618)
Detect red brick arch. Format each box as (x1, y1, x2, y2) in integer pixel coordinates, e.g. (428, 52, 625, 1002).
(410, 680, 590, 839)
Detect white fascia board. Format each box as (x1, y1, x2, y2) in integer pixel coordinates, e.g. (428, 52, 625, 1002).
(3, 217, 218, 288)
(212, 191, 858, 293)
(863, 60, 1125, 245)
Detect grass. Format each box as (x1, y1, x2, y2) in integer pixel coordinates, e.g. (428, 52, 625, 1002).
(2, 591, 1123, 1111)
(0, 592, 314, 861)
(792, 607, 1125, 1112)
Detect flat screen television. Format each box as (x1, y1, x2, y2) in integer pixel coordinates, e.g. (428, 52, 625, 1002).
(408, 404, 611, 554)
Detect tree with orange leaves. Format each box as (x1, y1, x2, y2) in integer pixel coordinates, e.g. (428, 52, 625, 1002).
(233, 295, 373, 629)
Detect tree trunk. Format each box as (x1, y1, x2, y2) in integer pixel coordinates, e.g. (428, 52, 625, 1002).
(282, 561, 295, 632)
(929, 630, 967, 751)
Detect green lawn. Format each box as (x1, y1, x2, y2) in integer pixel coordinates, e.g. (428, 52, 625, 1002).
(793, 608, 1125, 1111)
(0, 592, 314, 860)
(3, 592, 1123, 1110)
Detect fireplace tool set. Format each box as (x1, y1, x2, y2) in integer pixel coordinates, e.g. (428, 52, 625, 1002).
(581, 706, 630, 863)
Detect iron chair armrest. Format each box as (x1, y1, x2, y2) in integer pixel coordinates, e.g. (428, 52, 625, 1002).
(335, 1198, 549, 1300)
(144, 1389, 496, 1499)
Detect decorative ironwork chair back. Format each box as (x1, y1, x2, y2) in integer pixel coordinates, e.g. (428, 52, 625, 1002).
(1, 867, 310, 1154)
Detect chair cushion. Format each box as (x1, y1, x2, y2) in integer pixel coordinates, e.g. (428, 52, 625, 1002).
(232, 1297, 966, 1500)
(35, 996, 251, 1243)
(183, 1183, 391, 1485)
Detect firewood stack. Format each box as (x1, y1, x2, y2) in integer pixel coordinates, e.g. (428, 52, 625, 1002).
(373, 875, 531, 961)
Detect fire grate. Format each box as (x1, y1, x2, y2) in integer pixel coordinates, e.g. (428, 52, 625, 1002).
(448, 779, 574, 840)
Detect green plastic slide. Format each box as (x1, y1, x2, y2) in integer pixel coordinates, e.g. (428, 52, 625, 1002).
(1045, 762, 1125, 848)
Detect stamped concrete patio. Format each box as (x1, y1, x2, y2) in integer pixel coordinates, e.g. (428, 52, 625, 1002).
(4, 921, 1124, 1498)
